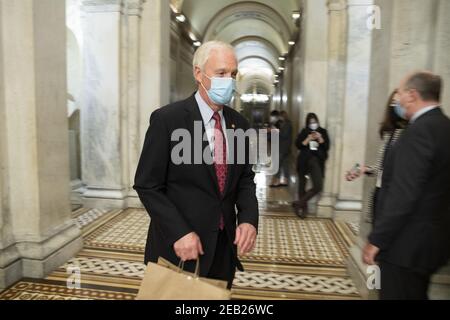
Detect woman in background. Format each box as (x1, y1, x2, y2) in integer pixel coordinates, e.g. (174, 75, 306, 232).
(293, 113, 330, 219)
(345, 90, 408, 224)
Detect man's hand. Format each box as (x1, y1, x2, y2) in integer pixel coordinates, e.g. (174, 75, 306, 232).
(362, 242, 380, 265)
(234, 223, 257, 255)
(173, 232, 204, 262)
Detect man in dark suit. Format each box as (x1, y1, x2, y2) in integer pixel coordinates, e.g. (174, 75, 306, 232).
(363, 71, 450, 299)
(133, 41, 259, 289)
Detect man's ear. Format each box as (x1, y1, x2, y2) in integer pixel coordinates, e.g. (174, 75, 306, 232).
(409, 89, 420, 103)
(194, 66, 202, 84)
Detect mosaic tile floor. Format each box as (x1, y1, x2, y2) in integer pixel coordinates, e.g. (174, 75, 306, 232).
(0, 173, 360, 300)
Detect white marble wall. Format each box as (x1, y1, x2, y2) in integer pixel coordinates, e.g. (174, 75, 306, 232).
(129, 0, 171, 207)
(319, 0, 347, 216)
(81, 1, 127, 207)
(433, 0, 450, 114)
(346, 0, 394, 299)
(389, 0, 439, 88)
(169, 22, 197, 103)
(336, 0, 374, 215)
(124, 0, 146, 204)
(79, 0, 137, 208)
(298, 0, 329, 121)
(66, 0, 84, 109)
(0, 0, 82, 289)
(77, 0, 171, 208)
(139, 0, 171, 146)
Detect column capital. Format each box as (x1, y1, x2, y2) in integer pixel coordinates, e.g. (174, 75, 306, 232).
(327, 0, 347, 12)
(82, 0, 145, 15)
(124, 0, 145, 17)
(82, 0, 122, 13)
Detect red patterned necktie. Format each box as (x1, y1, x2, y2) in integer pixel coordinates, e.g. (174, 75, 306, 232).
(212, 112, 227, 230)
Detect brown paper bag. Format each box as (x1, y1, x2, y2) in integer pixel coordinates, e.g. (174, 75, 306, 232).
(136, 257, 231, 300)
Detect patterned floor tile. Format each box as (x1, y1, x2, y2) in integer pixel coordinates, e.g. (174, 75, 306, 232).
(232, 268, 359, 300)
(73, 208, 110, 228)
(0, 173, 361, 300)
(83, 209, 149, 252)
(0, 281, 136, 300)
(240, 215, 349, 267)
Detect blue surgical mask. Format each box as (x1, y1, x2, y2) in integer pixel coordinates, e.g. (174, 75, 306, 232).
(393, 101, 407, 120)
(202, 74, 236, 105)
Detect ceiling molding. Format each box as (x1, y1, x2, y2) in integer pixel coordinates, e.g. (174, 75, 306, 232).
(238, 55, 277, 72)
(203, 1, 292, 45)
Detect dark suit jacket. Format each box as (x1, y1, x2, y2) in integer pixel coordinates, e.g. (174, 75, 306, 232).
(369, 107, 450, 274)
(133, 93, 259, 276)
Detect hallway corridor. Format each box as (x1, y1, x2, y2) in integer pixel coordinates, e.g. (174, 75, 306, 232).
(0, 173, 360, 300)
(1, 0, 450, 303)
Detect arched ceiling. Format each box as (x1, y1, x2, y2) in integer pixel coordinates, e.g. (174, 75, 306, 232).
(182, 0, 298, 37)
(177, 0, 301, 96)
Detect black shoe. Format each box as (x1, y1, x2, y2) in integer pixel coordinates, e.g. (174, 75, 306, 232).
(298, 208, 308, 219)
(293, 201, 308, 219)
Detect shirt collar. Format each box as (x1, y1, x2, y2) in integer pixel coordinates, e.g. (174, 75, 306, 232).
(410, 105, 439, 124)
(195, 91, 224, 124)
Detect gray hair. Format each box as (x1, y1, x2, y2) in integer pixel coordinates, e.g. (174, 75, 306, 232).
(405, 71, 442, 102)
(192, 41, 236, 76)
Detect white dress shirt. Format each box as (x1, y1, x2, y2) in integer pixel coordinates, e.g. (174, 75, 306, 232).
(410, 105, 439, 124)
(195, 91, 229, 156)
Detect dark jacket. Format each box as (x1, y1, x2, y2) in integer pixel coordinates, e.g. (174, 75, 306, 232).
(279, 119, 293, 155)
(133, 93, 259, 276)
(295, 127, 330, 175)
(369, 108, 450, 274)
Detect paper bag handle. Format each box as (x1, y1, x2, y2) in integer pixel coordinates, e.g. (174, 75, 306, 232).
(177, 259, 200, 278)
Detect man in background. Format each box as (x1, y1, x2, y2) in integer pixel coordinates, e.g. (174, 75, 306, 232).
(364, 71, 450, 299)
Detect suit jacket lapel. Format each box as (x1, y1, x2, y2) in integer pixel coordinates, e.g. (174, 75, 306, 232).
(184, 94, 221, 197)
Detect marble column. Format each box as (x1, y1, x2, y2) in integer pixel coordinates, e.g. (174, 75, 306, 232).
(388, 0, 439, 88)
(333, 0, 374, 220)
(298, 0, 329, 122)
(317, 0, 347, 217)
(295, 0, 330, 215)
(128, 0, 170, 207)
(346, 0, 394, 299)
(81, 0, 147, 209)
(433, 0, 450, 115)
(290, 44, 302, 145)
(81, 0, 125, 208)
(0, 0, 82, 289)
(138, 0, 170, 143)
(123, 0, 146, 207)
